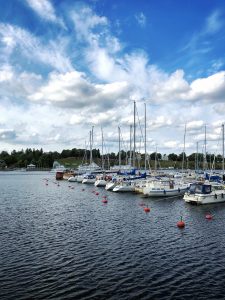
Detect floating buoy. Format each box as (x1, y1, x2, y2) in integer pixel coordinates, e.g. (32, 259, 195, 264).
(82, 188, 85, 191)
(177, 216, 185, 228)
(95, 192, 99, 195)
(102, 198, 108, 204)
(205, 213, 213, 220)
(144, 206, 150, 213)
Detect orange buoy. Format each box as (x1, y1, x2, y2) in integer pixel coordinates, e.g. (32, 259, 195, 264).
(177, 216, 185, 228)
(205, 213, 213, 220)
(144, 206, 150, 213)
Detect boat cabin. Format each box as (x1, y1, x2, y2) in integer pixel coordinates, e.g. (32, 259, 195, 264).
(189, 183, 211, 194)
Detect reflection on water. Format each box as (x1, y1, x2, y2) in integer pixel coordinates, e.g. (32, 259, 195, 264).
(1, 172, 225, 300)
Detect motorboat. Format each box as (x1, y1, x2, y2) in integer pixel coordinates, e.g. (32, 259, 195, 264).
(112, 181, 136, 192)
(82, 174, 96, 184)
(142, 178, 189, 197)
(183, 181, 225, 204)
(68, 176, 77, 182)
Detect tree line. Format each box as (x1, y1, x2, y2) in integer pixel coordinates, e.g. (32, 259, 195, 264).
(0, 148, 223, 169)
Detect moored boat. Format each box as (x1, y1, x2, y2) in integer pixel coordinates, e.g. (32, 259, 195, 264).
(142, 178, 189, 197)
(183, 181, 225, 204)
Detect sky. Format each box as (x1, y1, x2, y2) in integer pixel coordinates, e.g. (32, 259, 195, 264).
(0, 0, 225, 156)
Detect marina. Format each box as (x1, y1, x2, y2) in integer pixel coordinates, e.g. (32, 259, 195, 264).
(1, 171, 225, 299)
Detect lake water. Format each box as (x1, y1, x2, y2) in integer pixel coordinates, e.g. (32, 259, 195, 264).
(1, 172, 225, 299)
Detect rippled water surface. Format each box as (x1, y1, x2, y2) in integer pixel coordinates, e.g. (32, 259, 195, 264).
(1, 172, 225, 300)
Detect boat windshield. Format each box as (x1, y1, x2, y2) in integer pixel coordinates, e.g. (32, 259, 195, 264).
(189, 183, 211, 194)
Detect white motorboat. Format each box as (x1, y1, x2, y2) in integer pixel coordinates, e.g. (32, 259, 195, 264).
(142, 178, 189, 197)
(105, 180, 118, 191)
(183, 181, 225, 204)
(82, 174, 96, 184)
(112, 181, 136, 192)
(94, 174, 112, 187)
(68, 176, 77, 182)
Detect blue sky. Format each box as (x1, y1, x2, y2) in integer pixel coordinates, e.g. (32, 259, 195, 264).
(0, 0, 225, 156)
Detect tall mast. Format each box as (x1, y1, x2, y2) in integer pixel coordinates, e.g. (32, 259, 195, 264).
(101, 127, 104, 170)
(181, 123, 186, 174)
(144, 103, 147, 171)
(133, 100, 136, 168)
(222, 123, 224, 174)
(129, 124, 132, 167)
(118, 126, 121, 169)
(203, 124, 207, 171)
(196, 141, 199, 173)
(155, 145, 157, 171)
(89, 130, 92, 164)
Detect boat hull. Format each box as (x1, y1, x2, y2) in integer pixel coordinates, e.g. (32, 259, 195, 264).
(94, 180, 107, 187)
(144, 187, 188, 197)
(184, 191, 225, 204)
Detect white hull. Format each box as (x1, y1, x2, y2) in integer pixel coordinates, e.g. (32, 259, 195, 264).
(113, 184, 135, 192)
(184, 191, 225, 204)
(105, 182, 118, 191)
(94, 179, 107, 187)
(145, 187, 188, 197)
(82, 178, 96, 184)
(68, 176, 77, 182)
(76, 175, 84, 183)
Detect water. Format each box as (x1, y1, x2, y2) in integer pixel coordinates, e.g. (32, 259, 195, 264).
(1, 172, 225, 300)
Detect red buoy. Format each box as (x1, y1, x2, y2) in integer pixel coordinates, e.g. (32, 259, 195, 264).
(144, 206, 150, 213)
(102, 199, 108, 204)
(205, 213, 213, 220)
(177, 216, 185, 228)
(95, 192, 99, 195)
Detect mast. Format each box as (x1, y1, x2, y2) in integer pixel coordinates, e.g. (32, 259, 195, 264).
(203, 124, 207, 171)
(181, 123, 186, 174)
(196, 141, 199, 174)
(89, 130, 92, 165)
(222, 124, 224, 174)
(90, 126, 94, 165)
(101, 127, 104, 170)
(154, 145, 157, 171)
(118, 126, 121, 169)
(129, 124, 132, 167)
(133, 100, 136, 168)
(144, 103, 147, 171)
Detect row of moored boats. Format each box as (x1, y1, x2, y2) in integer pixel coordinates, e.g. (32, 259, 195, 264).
(64, 169, 225, 205)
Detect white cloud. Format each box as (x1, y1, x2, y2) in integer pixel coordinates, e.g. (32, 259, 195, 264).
(0, 23, 72, 72)
(28, 71, 130, 110)
(25, 0, 65, 28)
(205, 10, 224, 34)
(135, 12, 146, 27)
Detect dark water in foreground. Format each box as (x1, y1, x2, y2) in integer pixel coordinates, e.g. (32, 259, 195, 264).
(1, 172, 225, 300)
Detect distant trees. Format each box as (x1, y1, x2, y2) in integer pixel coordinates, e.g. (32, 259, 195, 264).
(0, 147, 224, 169)
(168, 153, 178, 161)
